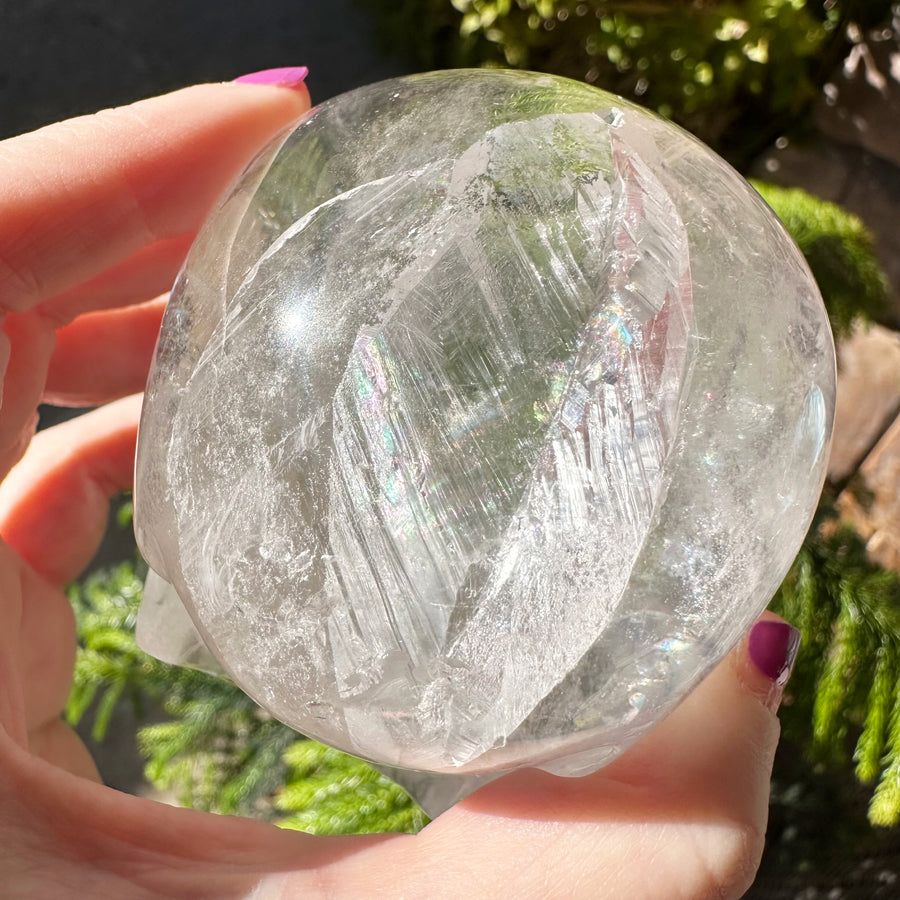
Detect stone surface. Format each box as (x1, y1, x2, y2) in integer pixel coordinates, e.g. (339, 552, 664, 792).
(829, 324, 900, 483)
(831, 325, 900, 572)
(838, 413, 900, 571)
(135, 70, 835, 780)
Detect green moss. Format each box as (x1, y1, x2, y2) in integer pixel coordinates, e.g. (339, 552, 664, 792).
(752, 181, 890, 336)
(361, 0, 894, 165)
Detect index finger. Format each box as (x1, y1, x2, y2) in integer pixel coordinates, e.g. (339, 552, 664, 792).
(0, 79, 310, 316)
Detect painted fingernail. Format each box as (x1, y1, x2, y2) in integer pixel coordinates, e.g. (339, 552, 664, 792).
(234, 67, 309, 90)
(748, 620, 801, 709)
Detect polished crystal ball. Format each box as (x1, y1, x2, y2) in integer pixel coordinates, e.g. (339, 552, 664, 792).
(135, 70, 835, 786)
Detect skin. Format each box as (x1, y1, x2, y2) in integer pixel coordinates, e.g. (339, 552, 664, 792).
(0, 81, 788, 899)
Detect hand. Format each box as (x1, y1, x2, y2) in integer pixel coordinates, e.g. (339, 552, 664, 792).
(0, 78, 796, 899)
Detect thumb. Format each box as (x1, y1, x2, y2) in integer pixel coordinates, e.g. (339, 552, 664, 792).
(332, 613, 798, 900)
(600, 611, 799, 830)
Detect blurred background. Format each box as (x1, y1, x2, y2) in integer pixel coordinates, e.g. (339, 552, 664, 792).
(4, 2, 900, 897)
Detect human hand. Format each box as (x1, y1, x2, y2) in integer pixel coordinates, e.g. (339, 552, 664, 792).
(0, 75, 798, 899)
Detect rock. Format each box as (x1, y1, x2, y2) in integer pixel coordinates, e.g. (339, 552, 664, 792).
(838, 412, 900, 571)
(832, 322, 900, 570)
(829, 324, 900, 483)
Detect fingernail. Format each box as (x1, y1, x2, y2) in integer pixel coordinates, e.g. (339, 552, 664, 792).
(233, 67, 309, 90)
(748, 620, 801, 709)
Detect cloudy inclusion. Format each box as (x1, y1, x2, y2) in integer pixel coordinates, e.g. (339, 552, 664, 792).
(134, 71, 834, 786)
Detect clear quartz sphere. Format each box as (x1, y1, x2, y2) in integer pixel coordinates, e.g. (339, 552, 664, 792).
(134, 70, 835, 784)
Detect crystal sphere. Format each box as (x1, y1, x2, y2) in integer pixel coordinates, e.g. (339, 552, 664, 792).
(134, 70, 835, 779)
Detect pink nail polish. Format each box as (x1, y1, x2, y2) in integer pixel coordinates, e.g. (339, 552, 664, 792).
(749, 620, 801, 685)
(234, 67, 309, 90)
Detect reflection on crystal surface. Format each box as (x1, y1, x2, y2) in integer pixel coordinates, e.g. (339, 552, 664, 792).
(135, 70, 835, 781)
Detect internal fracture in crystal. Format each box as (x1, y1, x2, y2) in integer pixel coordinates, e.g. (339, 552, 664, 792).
(134, 70, 836, 782)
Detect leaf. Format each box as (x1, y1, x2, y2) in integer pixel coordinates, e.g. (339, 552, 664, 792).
(274, 742, 428, 835)
(68, 556, 426, 831)
(772, 518, 900, 826)
(855, 644, 895, 783)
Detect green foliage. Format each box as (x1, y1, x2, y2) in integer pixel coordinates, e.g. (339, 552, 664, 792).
(753, 181, 890, 336)
(771, 516, 900, 826)
(136, 681, 297, 817)
(66, 175, 895, 832)
(67, 560, 427, 832)
(275, 742, 428, 834)
(363, 0, 894, 164)
(67, 560, 166, 741)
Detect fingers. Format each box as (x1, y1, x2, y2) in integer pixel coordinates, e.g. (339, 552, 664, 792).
(0, 396, 141, 587)
(0, 80, 309, 478)
(0, 80, 310, 316)
(320, 614, 797, 900)
(594, 611, 793, 826)
(26, 718, 101, 782)
(0, 726, 387, 899)
(0, 400, 138, 738)
(46, 235, 192, 325)
(44, 298, 166, 405)
(0, 310, 56, 474)
(17, 561, 78, 736)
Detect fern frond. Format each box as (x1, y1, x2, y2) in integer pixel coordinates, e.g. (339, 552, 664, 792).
(65, 678, 100, 728)
(68, 557, 426, 831)
(275, 742, 428, 835)
(92, 680, 126, 743)
(868, 673, 900, 826)
(811, 598, 866, 761)
(772, 519, 900, 826)
(855, 644, 895, 783)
